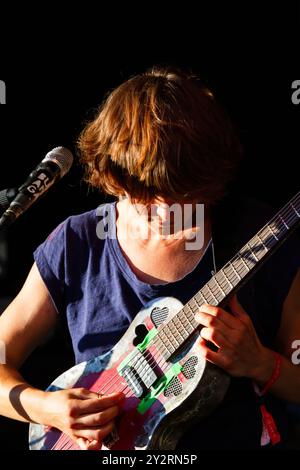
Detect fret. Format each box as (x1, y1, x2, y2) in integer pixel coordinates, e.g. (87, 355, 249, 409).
(223, 263, 239, 286)
(201, 286, 216, 305)
(197, 289, 211, 305)
(269, 219, 283, 239)
(183, 305, 192, 316)
(187, 318, 196, 333)
(206, 281, 220, 304)
(238, 252, 252, 271)
(238, 252, 253, 271)
(159, 332, 176, 353)
(257, 231, 273, 253)
(183, 306, 198, 328)
(193, 296, 202, 308)
(188, 302, 198, 314)
(167, 318, 179, 341)
(259, 226, 271, 241)
(178, 312, 194, 334)
(185, 310, 198, 329)
(156, 336, 173, 358)
(267, 224, 279, 241)
(183, 322, 194, 335)
(219, 268, 233, 289)
(172, 316, 189, 341)
(156, 336, 169, 357)
(240, 235, 267, 267)
(237, 254, 252, 276)
(291, 204, 300, 218)
(195, 292, 207, 305)
(279, 214, 289, 230)
(273, 217, 288, 236)
(189, 298, 198, 311)
(170, 324, 184, 345)
(213, 273, 227, 297)
(249, 237, 265, 262)
(198, 287, 211, 304)
(158, 329, 176, 353)
(166, 319, 177, 336)
(229, 261, 242, 281)
(189, 297, 197, 307)
(184, 304, 194, 317)
(248, 242, 260, 261)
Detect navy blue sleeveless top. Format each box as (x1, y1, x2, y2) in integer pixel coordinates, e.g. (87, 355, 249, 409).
(33, 198, 300, 449)
(34, 201, 215, 364)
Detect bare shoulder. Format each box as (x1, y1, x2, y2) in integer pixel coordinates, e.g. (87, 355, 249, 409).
(0, 263, 58, 368)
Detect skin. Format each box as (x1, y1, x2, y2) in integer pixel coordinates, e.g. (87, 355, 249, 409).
(0, 196, 299, 450)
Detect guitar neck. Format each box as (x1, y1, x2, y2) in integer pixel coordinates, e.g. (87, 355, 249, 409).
(156, 192, 300, 360)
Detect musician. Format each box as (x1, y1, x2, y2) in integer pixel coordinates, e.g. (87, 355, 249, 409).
(0, 67, 299, 450)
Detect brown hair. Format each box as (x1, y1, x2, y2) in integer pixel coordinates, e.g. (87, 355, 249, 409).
(78, 66, 242, 205)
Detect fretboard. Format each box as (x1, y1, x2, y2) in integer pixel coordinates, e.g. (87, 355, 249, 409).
(156, 192, 300, 360)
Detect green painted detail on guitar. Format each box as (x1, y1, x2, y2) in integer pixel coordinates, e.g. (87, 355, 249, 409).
(137, 327, 158, 352)
(117, 327, 158, 373)
(137, 362, 183, 414)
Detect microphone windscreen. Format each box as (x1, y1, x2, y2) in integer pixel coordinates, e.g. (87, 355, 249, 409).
(44, 146, 74, 177)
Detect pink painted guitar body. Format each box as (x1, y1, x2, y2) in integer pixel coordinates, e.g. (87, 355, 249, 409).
(29, 296, 230, 450)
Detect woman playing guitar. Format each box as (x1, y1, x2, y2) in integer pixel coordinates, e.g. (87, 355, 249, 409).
(0, 67, 299, 450)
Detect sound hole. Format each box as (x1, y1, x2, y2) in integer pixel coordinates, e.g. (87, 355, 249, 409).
(164, 376, 183, 397)
(151, 306, 169, 328)
(182, 356, 198, 379)
(133, 324, 149, 346)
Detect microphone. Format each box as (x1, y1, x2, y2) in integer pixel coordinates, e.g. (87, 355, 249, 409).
(0, 147, 74, 230)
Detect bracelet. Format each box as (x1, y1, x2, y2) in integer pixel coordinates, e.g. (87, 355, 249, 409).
(252, 352, 282, 446)
(255, 352, 282, 397)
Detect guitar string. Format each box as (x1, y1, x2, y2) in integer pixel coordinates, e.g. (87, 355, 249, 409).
(88, 200, 300, 405)
(51, 197, 300, 449)
(55, 192, 300, 448)
(85, 197, 300, 396)
(88, 193, 300, 399)
(53, 201, 300, 451)
(51, 196, 298, 450)
(102, 193, 300, 386)
(53, 201, 300, 450)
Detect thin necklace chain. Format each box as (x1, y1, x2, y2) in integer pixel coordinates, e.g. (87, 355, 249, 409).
(211, 237, 217, 275)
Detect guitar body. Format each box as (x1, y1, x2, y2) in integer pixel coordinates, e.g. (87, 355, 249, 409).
(29, 296, 230, 450)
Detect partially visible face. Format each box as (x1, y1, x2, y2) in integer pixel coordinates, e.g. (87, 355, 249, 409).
(131, 196, 200, 225)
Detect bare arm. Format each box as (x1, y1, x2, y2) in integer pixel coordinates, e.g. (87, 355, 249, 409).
(0, 263, 123, 449)
(267, 267, 300, 402)
(0, 262, 58, 422)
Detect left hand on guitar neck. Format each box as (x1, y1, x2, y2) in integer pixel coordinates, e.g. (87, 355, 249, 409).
(195, 295, 276, 384)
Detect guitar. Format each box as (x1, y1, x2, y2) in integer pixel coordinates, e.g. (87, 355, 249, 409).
(29, 192, 300, 450)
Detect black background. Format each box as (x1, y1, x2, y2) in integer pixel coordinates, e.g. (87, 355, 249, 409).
(0, 1, 299, 455)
